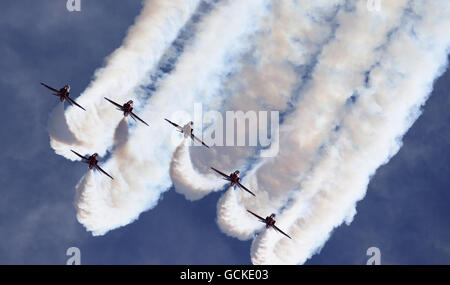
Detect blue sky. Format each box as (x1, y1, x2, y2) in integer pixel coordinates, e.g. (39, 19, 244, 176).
(0, 1, 448, 264)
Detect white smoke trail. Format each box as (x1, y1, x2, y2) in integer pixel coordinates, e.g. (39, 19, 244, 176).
(216, 187, 263, 240)
(75, 0, 271, 235)
(238, 0, 412, 210)
(249, 0, 450, 264)
(169, 139, 226, 201)
(49, 0, 450, 265)
(178, 0, 343, 210)
(215, 0, 411, 240)
(49, 0, 201, 159)
(222, 0, 341, 111)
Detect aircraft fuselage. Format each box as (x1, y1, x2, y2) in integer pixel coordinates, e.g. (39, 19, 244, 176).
(57, 88, 70, 101)
(123, 101, 133, 116)
(265, 214, 276, 228)
(88, 154, 98, 169)
(182, 122, 193, 138)
(229, 171, 240, 186)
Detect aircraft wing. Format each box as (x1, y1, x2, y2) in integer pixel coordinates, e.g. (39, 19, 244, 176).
(95, 165, 114, 180)
(66, 96, 86, 111)
(273, 225, 292, 239)
(211, 167, 231, 180)
(191, 133, 210, 148)
(164, 118, 183, 131)
(70, 150, 89, 162)
(130, 112, 149, 126)
(246, 210, 266, 223)
(104, 97, 123, 109)
(237, 182, 256, 196)
(40, 82, 59, 93)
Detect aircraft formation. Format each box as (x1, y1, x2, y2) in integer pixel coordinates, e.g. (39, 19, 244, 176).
(41, 82, 292, 240)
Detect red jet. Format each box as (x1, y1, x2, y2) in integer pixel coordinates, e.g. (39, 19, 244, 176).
(71, 150, 114, 180)
(211, 167, 255, 197)
(247, 210, 292, 239)
(40, 82, 86, 111)
(104, 97, 149, 126)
